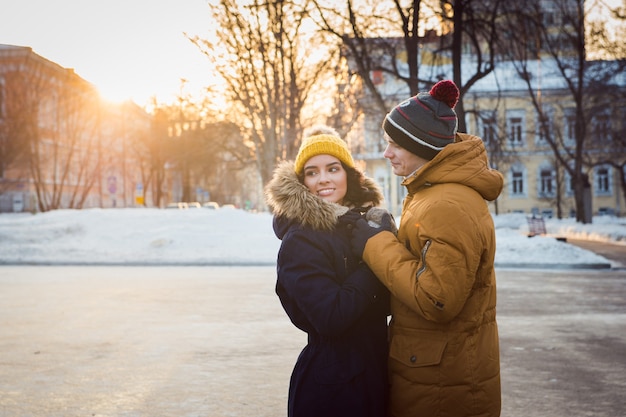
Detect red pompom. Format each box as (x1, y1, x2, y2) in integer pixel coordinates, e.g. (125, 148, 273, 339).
(429, 80, 459, 109)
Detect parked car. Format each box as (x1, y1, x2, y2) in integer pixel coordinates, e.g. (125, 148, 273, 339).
(166, 202, 189, 210)
(202, 202, 220, 210)
(187, 202, 202, 209)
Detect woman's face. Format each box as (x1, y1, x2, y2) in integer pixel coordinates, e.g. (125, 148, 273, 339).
(302, 154, 348, 205)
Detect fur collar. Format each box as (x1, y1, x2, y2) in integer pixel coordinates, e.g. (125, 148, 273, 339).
(264, 160, 382, 232)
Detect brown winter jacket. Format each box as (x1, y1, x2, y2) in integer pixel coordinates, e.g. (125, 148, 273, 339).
(363, 132, 504, 417)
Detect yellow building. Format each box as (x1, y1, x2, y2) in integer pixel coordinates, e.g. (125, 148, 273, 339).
(349, 57, 626, 219)
(464, 59, 626, 218)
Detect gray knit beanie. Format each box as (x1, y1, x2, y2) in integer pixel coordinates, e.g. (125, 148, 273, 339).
(383, 80, 460, 160)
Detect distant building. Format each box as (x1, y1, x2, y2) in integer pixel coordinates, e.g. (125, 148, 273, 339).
(0, 44, 151, 212)
(464, 58, 626, 218)
(342, 3, 626, 219)
(348, 56, 626, 218)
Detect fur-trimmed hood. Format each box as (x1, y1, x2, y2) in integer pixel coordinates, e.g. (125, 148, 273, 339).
(264, 160, 383, 236)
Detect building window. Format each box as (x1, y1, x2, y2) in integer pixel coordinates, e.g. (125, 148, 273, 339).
(479, 112, 497, 144)
(542, 5, 557, 26)
(506, 109, 525, 147)
(538, 166, 556, 197)
(592, 113, 611, 143)
(595, 166, 611, 195)
(565, 170, 574, 196)
(512, 171, 524, 194)
(510, 168, 526, 197)
(535, 108, 553, 145)
(564, 109, 576, 144)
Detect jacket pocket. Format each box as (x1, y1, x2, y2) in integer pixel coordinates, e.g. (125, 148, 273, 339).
(389, 331, 447, 368)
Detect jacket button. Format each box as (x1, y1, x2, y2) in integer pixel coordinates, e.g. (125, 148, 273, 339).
(410, 355, 416, 363)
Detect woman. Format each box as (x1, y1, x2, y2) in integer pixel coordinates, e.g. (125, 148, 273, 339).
(264, 126, 393, 417)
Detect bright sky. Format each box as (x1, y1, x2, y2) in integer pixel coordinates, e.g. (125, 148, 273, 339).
(1, 0, 621, 108)
(0, 0, 213, 107)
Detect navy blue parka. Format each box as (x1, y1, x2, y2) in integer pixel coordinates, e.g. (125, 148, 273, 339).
(265, 160, 390, 417)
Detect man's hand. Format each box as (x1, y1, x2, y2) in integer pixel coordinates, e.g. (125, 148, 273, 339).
(366, 208, 397, 235)
(350, 213, 394, 257)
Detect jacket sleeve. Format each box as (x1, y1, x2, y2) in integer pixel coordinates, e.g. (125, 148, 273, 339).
(363, 200, 481, 323)
(277, 230, 386, 337)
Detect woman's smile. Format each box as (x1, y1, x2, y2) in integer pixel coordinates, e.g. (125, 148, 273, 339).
(317, 187, 336, 197)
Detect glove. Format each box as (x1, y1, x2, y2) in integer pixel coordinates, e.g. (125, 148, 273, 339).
(365, 209, 397, 235)
(350, 213, 394, 257)
(337, 207, 366, 229)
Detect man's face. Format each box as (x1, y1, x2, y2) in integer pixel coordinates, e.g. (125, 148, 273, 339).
(382, 134, 429, 176)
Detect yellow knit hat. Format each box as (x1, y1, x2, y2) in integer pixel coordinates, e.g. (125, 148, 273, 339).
(294, 133, 355, 175)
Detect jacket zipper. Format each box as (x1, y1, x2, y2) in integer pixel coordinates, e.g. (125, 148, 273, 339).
(416, 240, 431, 280)
(417, 240, 445, 310)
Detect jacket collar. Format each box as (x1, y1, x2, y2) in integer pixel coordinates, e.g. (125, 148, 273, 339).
(265, 160, 348, 232)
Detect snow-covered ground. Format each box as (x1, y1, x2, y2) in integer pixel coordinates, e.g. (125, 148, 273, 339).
(1, 207, 624, 267)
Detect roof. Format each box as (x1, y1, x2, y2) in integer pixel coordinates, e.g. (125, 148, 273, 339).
(417, 57, 626, 94)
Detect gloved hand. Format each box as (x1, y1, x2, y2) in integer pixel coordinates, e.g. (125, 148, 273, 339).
(350, 212, 394, 257)
(365, 208, 397, 235)
(337, 207, 366, 229)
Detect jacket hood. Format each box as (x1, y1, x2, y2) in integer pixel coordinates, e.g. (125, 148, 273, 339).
(264, 160, 383, 236)
(403, 132, 503, 201)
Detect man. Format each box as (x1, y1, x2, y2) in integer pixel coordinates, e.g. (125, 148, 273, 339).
(350, 80, 503, 417)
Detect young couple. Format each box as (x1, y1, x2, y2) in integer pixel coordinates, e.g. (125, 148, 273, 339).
(265, 80, 503, 417)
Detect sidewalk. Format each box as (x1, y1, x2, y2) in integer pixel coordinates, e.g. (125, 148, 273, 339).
(494, 236, 624, 270)
(566, 238, 626, 269)
(1, 265, 625, 417)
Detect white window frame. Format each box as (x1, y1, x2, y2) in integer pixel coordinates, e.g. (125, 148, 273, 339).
(535, 106, 553, 146)
(563, 108, 576, 145)
(564, 170, 575, 197)
(537, 163, 556, 198)
(506, 109, 526, 147)
(478, 111, 498, 145)
(509, 164, 527, 198)
(592, 112, 611, 143)
(594, 165, 612, 196)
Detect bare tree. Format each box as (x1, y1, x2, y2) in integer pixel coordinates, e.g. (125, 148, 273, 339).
(189, 0, 333, 185)
(500, 0, 625, 223)
(0, 70, 34, 193)
(439, 0, 503, 132)
(148, 93, 251, 207)
(192, 120, 248, 204)
(61, 85, 101, 209)
(311, 0, 425, 117)
(3, 57, 102, 212)
(311, 0, 503, 133)
(36, 81, 101, 211)
(128, 102, 169, 208)
(586, 0, 626, 209)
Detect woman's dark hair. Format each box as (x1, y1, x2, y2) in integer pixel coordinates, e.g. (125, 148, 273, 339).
(343, 165, 381, 207)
